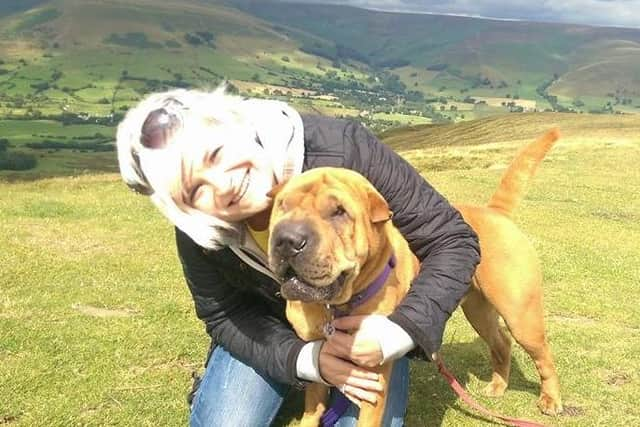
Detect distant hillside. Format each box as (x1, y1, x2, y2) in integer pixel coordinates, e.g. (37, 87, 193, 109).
(381, 112, 640, 151)
(0, 0, 48, 16)
(0, 0, 639, 139)
(0, 0, 369, 120)
(234, 1, 640, 102)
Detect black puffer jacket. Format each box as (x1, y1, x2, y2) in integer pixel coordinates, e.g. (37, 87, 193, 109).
(176, 114, 481, 387)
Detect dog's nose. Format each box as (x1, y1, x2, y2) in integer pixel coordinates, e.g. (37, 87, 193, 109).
(272, 222, 310, 259)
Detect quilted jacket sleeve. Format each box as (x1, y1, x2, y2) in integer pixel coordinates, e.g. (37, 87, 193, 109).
(175, 228, 306, 385)
(344, 121, 481, 358)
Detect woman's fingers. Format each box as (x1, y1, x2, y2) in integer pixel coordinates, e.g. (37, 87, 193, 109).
(345, 374, 384, 393)
(348, 367, 380, 381)
(343, 392, 362, 407)
(325, 330, 384, 368)
(325, 330, 355, 358)
(341, 384, 379, 405)
(319, 343, 382, 404)
(325, 353, 379, 384)
(332, 315, 367, 330)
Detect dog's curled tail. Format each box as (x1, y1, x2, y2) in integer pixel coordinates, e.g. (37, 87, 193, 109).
(487, 129, 560, 218)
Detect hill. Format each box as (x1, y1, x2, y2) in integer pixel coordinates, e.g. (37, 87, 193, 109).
(0, 0, 336, 117)
(381, 112, 640, 150)
(1, 0, 640, 177)
(235, 1, 640, 107)
(1, 0, 639, 130)
(2, 113, 639, 426)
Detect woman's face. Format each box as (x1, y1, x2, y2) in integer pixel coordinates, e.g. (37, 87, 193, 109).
(138, 100, 278, 223)
(139, 105, 278, 222)
(178, 123, 277, 222)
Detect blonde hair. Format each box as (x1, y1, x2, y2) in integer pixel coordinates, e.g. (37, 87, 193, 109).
(116, 85, 246, 249)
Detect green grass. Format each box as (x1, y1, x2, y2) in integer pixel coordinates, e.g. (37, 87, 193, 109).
(406, 121, 640, 426)
(1, 114, 639, 425)
(0, 120, 115, 144)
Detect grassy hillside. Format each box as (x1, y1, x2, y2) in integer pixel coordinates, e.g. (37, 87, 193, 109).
(381, 112, 640, 150)
(236, 1, 640, 109)
(1, 0, 639, 149)
(1, 114, 639, 425)
(0, 0, 384, 175)
(0, 0, 373, 123)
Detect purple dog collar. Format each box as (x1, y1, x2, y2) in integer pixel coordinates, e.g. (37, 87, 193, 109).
(331, 254, 396, 318)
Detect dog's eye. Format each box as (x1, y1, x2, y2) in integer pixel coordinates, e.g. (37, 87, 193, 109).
(140, 108, 180, 149)
(332, 205, 347, 218)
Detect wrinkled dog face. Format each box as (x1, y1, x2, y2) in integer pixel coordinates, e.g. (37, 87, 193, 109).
(268, 168, 390, 305)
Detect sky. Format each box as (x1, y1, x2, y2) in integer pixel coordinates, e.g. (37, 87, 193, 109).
(285, 0, 640, 29)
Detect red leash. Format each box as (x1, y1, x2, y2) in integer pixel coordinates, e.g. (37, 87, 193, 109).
(435, 356, 549, 427)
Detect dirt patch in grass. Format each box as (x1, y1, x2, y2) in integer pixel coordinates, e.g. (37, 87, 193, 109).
(605, 371, 632, 387)
(0, 414, 20, 424)
(72, 303, 139, 318)
(549, 314, 599, 326)
(591, 209, 639, 223)
(562, 405, 586, 417)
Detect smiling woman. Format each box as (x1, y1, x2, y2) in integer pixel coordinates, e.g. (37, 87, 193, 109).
(174, 122, 277, 223)
(115, 84, 480, 427)
(117, 85, 304, 248)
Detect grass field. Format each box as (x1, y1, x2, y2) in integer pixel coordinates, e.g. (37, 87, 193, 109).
(1, 114, 639, 426)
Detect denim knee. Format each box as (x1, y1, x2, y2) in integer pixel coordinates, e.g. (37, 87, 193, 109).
(190, 346, 289, 427)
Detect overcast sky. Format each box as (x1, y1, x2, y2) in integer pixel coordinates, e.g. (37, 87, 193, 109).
(286, 0, 640, 28)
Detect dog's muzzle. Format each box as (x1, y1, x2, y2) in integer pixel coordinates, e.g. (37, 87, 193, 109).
(279, 272, 347, 303)
(270, 220, 346, 303)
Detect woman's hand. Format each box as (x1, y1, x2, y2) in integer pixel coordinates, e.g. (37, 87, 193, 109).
(326, 315, 385, 367)
(318, 340, 383, 407)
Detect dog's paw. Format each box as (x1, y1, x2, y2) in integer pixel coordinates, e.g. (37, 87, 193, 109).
(537, 393, 563, 416)
(482, 378, 507, 397)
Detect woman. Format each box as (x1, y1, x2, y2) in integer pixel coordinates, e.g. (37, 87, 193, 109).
(116, 86, 480, 426)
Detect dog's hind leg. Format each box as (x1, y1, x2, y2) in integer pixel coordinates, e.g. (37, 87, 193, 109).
(461, 288, 513, 397)
(498, 293, 563, 415)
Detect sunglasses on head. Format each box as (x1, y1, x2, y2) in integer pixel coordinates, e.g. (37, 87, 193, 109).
(140, 98, 185, 149)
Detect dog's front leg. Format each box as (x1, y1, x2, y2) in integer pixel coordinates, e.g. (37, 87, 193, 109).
(300, 383, 329, 427)
(356, 361, 393, 427)
(286, 301, 332, 426)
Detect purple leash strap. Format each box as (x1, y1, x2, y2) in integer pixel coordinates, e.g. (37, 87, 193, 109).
(319, 254, 396, 427)
(320, 393, 351, 427)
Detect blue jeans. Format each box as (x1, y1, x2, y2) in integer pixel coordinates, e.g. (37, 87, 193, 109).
(190, 346, 409, 427)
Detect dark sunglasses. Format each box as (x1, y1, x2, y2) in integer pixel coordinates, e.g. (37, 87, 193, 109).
(140, 108, 181, 149)
(128, 99, 185, 195)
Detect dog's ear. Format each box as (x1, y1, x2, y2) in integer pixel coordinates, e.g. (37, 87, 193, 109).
(368, 188, 393, 223)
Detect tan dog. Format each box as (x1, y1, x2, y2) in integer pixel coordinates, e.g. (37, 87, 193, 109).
(268, 130, 563, 426)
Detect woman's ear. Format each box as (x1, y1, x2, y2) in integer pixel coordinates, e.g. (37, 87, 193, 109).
(368, 188, 393, 223)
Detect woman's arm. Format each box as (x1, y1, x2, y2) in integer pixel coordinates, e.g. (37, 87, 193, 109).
(175, 228, 306, 386)
(345, 122, 481, 358)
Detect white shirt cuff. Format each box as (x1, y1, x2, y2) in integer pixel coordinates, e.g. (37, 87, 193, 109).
(295, 340, 328, 384)
(378, 319, 416, 363)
